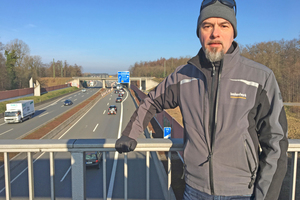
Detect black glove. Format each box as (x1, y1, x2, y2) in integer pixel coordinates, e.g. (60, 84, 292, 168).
(115, 135, 137, 154)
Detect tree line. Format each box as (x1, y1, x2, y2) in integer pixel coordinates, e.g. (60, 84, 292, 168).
(129, 37, 300, 102)
(0, 39, 83, 91)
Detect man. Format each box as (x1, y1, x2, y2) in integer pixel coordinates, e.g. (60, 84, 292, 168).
(115, 0, 288, 199)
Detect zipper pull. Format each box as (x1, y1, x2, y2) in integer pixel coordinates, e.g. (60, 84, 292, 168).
(181, 164, 186, 179)
(199, 152, 213, 166)
(248, 173, 256, 189)
(211, 65, 215, 77)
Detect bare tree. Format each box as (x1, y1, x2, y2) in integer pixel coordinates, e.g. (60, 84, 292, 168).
(5, 39, 30, 68)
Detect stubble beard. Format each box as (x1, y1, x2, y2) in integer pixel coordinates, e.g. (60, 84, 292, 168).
(204, 47, 225, 63)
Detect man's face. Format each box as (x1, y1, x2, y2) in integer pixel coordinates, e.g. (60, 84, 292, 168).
(199, 17, 234, 62)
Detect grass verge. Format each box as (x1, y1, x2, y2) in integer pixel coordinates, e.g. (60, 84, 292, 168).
(0, 87, 79, 114)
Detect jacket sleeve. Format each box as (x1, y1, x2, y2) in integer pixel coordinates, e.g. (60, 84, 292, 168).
(122, 72, 180, 139)
(255, 71, 288, 200)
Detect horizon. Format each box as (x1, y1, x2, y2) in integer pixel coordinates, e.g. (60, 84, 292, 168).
(1, 0, 299, 74)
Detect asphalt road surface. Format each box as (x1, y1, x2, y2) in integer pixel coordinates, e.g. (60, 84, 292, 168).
(0, 86, 166, 200)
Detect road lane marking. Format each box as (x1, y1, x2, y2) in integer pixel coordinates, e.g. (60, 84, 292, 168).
(0, 128, 13, 136)
(39, 112, 50, 118)
(74, 99, 77, 101)
(0, 123, 6, 126)
(93, 124, 99, 132)
(58, 90, 109, 139)
(107, 103, 109, 105)
(60, 166, 71, 182)
(103, 110, 106, 114)
(107, 90, 128, 199)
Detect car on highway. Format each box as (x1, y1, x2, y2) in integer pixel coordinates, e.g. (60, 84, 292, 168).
(118, 93, 124, 97)
(108, 105, 117, 115)
(85, 151, 102, 169)
(64, 99, 73, 106)
(119, 89, 125, 94)
(116, 97, 122, 103)
(82, 88, 86, 93)
(114, 90, 119, 94)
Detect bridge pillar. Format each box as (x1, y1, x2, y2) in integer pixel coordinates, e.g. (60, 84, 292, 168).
(34, 80, 41, 96)
(102, 80, 106, 88)
(140, 78, 142, 90)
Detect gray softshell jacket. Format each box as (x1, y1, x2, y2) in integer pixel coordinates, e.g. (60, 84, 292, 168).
(122, 41, 288, 200)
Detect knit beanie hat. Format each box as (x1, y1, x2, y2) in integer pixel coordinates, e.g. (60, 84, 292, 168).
(197, 0, 237, 38)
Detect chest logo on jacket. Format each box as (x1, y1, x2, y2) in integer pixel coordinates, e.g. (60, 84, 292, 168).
(230, 92, 247, 99)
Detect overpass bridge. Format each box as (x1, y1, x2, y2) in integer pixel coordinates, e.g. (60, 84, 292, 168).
(70, 77, 159, 91)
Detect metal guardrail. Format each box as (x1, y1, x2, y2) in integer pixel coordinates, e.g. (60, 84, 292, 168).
(0, 138, 299, 200)
(0, 138, 183, 200)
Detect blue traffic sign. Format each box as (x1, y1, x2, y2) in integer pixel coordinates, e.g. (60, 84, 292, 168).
(164, 127, 171, 139)
(118, 71, 130, 83)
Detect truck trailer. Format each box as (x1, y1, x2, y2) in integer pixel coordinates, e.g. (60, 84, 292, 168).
(4, 100, 35, 123)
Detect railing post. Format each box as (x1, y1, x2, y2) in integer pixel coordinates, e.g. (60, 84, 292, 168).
(124, 153, 128, 200)
(289, 151, 298, 200)
(71, 152, 86, 200)
(103, 152, 106, 200)
(49, 152, 55, 200)
(28, 152, 34, 200)
(146, 151, 150, 200)
(168, 151, 171, 200)
(4, 152, 11, 200)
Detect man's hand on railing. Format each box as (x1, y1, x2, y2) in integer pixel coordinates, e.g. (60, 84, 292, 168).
(115, 135, 137, 153)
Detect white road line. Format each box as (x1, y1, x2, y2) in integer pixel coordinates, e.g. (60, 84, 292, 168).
(107, 90, 128, 199)
(74, 99, 77, 101)
(103, 110, 106, 115)
(0, 152, 46, 194)
(58, 91, 107, 139)
(60, 166, 71, 182)
(39, 112, 49, 118)
(107, 103, 109, 105)
(109, 98, 111, 100)
(0, 128, 13, 136)
(93, 124, 99, 132)
(0, 123, 6, 127)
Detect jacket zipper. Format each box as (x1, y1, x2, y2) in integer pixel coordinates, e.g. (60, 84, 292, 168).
(208, 61, 223, 195)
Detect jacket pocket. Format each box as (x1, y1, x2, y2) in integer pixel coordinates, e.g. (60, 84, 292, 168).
(244, 139, 258, 189)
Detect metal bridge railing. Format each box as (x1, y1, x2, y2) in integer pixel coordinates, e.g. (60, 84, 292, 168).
(0, 138, 299, 200)
(0, 138, 183, 200)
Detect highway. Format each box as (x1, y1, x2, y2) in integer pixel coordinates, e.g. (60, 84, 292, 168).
(0, 85, 101, 140)
(0, 83, 166, 200)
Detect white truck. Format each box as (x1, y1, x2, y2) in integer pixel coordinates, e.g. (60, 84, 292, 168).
(4, 100, 35, 123)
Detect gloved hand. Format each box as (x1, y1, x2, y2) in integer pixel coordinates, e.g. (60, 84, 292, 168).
(115, 135, 137, 154)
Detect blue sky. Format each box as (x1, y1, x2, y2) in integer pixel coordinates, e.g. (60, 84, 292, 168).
(1, 0, 299, 74)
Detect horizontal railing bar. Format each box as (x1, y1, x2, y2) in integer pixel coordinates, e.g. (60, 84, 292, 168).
(0, 139, 298, 154)
(0, 138, 185, 152)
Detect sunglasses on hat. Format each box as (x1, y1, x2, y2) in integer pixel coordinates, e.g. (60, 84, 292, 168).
(201, 0, 237, 16)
